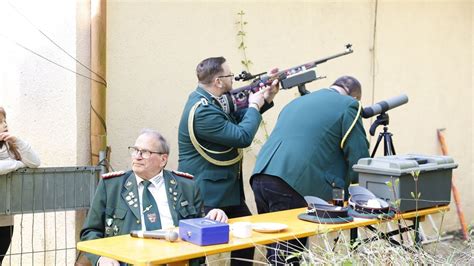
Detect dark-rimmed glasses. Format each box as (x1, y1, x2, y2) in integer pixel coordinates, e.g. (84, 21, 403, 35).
(218, 73, 234, 79)
(128, 146, 165, 159)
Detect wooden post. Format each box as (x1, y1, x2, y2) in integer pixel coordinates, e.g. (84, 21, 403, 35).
(90, 0, 107, 165)
(437, 129, 469, 240)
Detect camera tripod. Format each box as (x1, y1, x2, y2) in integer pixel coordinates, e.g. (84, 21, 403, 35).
(369, 112, 396, 157)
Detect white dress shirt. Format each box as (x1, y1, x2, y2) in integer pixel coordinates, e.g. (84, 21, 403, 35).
(135, 171, 174, 230)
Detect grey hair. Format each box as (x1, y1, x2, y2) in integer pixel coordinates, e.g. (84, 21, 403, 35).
(331, 75, 362, 100)
(139, 129, 170, 154)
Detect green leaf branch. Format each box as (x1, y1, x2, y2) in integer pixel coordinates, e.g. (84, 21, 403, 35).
(236, 10, 270, 146)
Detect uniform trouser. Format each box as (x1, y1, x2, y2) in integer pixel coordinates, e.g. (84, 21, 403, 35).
(204, 203, 254, 266)
(0, 225, 13, 264)
(251, 174, 308, 266)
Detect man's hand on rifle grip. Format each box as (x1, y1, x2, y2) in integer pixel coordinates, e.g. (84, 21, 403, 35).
(263, 67, 280, 103)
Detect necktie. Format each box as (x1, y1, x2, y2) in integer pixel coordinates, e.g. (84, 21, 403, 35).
(141, 180, 162, 230)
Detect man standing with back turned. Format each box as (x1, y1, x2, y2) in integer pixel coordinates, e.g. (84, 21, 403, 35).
(178, 57, 279, 265)
(251, 76, 370, 265)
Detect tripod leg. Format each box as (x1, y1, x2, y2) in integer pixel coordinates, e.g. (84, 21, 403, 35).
(383, 132, 396, 156)
(371, 133, 384, 158)
(383, 132, 397, 156)
(383, 133, 389, 156)
(389, 133, 396, 155)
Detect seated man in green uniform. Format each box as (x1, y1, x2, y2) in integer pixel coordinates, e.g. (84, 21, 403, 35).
(251, 76, 370, 265)
(80, 129, 227, 265)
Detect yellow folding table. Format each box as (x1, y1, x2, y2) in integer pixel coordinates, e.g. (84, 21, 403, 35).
(77, 206, 449, 265)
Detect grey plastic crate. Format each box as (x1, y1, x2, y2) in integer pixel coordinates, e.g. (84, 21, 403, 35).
(0, 166, 100, 215)
(353, 154, 457, 212)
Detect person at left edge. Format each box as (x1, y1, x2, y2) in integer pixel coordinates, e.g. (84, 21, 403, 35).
(0, 107, 41, 265)
(80, 129, 227, 266)
(178, 57, 279, 266)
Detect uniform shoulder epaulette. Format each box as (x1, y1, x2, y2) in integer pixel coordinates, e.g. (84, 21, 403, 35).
(101, 170, 126, 179)
(200, 98, 209, 106)
(172, 170, 194, 179)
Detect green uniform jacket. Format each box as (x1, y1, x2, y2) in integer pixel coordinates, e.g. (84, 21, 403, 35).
(252, 89, 370, 201)
(80, 170, 204, 265)
(178, 86, 268, 207)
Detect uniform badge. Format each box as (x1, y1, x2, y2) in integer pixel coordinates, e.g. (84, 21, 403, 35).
(106, 218, 113, 226)
(147, 212, 157, 223)
(180, 201, 189, 207)
(113, 225, 119, 235)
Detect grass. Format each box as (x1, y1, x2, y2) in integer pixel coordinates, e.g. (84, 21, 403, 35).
(298, 228, 473, 265)
(205, 225, 473, 265)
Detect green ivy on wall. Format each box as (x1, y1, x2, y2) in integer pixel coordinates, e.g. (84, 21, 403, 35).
(235, 10, 270, 148)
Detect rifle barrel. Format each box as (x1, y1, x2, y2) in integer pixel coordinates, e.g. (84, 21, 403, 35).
(231, 45, 353, 94)
(288, 48, 354, 73)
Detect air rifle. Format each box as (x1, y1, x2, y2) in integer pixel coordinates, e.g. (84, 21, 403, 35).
(217, 44, 354, 114)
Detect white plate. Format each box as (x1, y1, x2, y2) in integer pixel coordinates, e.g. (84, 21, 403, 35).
(252, 222, 288, 233)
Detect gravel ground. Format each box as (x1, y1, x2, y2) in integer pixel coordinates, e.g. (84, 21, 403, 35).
(423, 230, 473, 264)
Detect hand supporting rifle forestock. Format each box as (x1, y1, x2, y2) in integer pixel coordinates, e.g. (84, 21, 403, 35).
(263, 68, 280, 104)
(247, 68, 279, 111)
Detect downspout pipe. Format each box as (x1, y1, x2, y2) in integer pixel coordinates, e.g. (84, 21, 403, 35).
(90, 0, 107, 166)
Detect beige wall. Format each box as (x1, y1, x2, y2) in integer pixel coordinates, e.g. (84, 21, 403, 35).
(1, 1, 91, 264)
(106, 0, 472, 231)
(0, 0, 91, 166)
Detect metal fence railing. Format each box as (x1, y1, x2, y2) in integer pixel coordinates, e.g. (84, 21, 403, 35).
(0, 167, 100, 265)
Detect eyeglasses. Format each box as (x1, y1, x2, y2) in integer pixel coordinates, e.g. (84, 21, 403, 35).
(128, 146, 165, 159)
(218, 73, 234, 79)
